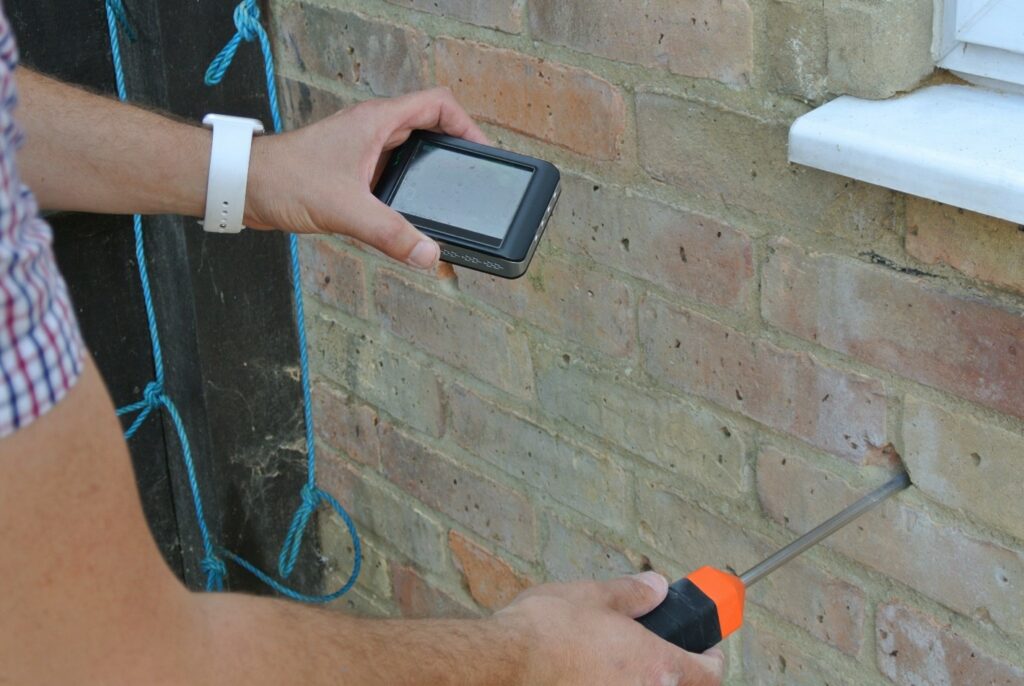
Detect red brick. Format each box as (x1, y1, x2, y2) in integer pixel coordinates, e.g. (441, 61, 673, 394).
(639, 485, 865, 655)
(529, 0, 752, 85)
(390, 564, 477, 618)
(448, 531, 531, 611)
(541, 517, 643, 582)
(640, 294, 888, 462)
(460, 255, 636, 357)
(448, 384, 632, 532)
(435, 39, 626, 159)
(877, 602, 1024, 685)
(299, 237, 366, 317)
(547, 176, 755, 310)
(312, 381, 381, 468)
(275, 4, 430, 96)
(379, 425, 538, 560)
(385, 0, 523, 32)
(757, 447, 1024, 639)
(906, 197, 1024, 295)
(373, 269, 534, 398)
(762, 239, 1024, 421)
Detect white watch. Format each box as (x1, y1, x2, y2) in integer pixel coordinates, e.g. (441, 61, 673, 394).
(201, 113, 265, 234)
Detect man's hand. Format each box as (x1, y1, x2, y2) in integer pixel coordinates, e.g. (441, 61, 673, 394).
(496, 572, 726, 686)
(245, 88, 489, 269)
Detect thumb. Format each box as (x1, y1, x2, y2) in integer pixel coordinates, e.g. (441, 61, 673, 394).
(347, 194, 439, 269)
(597, 572, 668, 618)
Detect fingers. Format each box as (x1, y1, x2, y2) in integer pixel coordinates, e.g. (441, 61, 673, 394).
(384, 87, 490, 147)
(347, 193, 439, 269)
(675, 647, 725, 686)
(541, 572, 668, 618)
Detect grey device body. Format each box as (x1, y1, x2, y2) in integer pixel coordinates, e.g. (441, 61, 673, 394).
(374, 131, 561, 279)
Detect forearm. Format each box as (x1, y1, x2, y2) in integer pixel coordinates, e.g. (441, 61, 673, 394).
(16, 67, 208, 217)
(196, 593, 527, 686)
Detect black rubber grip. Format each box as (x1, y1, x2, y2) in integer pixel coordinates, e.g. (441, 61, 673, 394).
(636, 578, 722, 653)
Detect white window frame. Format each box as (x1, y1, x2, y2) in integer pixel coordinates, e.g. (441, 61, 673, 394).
(936, 0, 1024, 94)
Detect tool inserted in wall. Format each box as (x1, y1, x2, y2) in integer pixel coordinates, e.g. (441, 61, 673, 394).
(637, 471, 912, 653)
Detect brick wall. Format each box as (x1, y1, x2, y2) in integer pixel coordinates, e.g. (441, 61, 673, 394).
(270, 1, 1024, 682)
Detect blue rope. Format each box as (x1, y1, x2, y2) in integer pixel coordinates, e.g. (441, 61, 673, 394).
(105, 0, 360, 602)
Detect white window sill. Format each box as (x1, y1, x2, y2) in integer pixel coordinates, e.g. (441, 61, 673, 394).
(789, 84, 1024, 225)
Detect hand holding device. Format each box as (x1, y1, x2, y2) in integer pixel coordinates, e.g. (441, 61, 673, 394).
(242, 88, 490, 269)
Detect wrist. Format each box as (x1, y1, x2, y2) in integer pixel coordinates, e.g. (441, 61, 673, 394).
(243, 133, 274, 230)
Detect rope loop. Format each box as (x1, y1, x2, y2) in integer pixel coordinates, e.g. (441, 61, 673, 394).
(277, 483, 322, 579)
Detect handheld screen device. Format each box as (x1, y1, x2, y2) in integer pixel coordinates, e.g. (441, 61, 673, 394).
(374, 131, 561, 278)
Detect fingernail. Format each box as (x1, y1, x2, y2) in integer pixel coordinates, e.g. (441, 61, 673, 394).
(634, 571, 667, 594)
(408, 240, 439, 269)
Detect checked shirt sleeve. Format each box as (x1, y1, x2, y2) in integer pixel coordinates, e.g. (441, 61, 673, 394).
(0, 7, 85, 439)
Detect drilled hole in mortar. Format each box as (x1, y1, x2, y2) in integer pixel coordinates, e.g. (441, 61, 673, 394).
(970, 452, 982, 466)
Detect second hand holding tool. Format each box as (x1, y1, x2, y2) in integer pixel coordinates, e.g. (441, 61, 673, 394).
(637, 471, 912, 653)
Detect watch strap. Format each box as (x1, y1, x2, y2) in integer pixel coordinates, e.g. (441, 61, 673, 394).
(201, 113, 265, 234)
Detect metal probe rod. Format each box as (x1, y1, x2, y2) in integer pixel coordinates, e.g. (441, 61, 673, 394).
(740, 471, 911, 587)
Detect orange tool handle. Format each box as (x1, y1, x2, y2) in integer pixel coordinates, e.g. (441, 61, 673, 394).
(636, 566, 745, 653)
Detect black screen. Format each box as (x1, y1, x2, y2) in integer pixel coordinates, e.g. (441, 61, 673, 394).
(391, 143, 533, 240)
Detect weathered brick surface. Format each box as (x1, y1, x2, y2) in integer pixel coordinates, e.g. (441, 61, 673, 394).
(280, 77, 348, 126)
(528, 0, 752, 85)
(750, 557, 866, 657)
(321, 525, 391, 602)
(307, 313, 354, 388)
(352, 338, 444, 437)
(763, 240, 1024, 421)
(374, 269, 534, 398)
(765, 0, 827, 101)
(320, 457, 450, 575)
(275, 0, 1022, 674)
(639, 486, 865, 654)
(391, 564, 477, 618)
(902, 397, 1024, 542)
(312, 382, 381, 468)
(743, 622, 856, 686)
(535, 348, 747, 494)
(641, 293, 888, 462)
(877, 602, 1024, 686)
(448, 384, 632, 532)
(379, 426, 538, 560)
(906, 197, 1024, 295)
(435, 39, 626, 159)
(275, 4, 430, 96)
(299, 237, 366, 316)
(758, 447, 1024, 639)
(460, 255, 636, 357)
(385, 0, 523, 32)
(546, 176, 755, 310)
(541, 517, 640, 582)
(636, 93, 895, 236)
(448, 531, 530, 611)
(824, 0, 933, 99)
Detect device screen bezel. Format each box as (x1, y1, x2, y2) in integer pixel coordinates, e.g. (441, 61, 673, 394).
(388, 139, 535, 248)
(374, 132, 561, 262)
